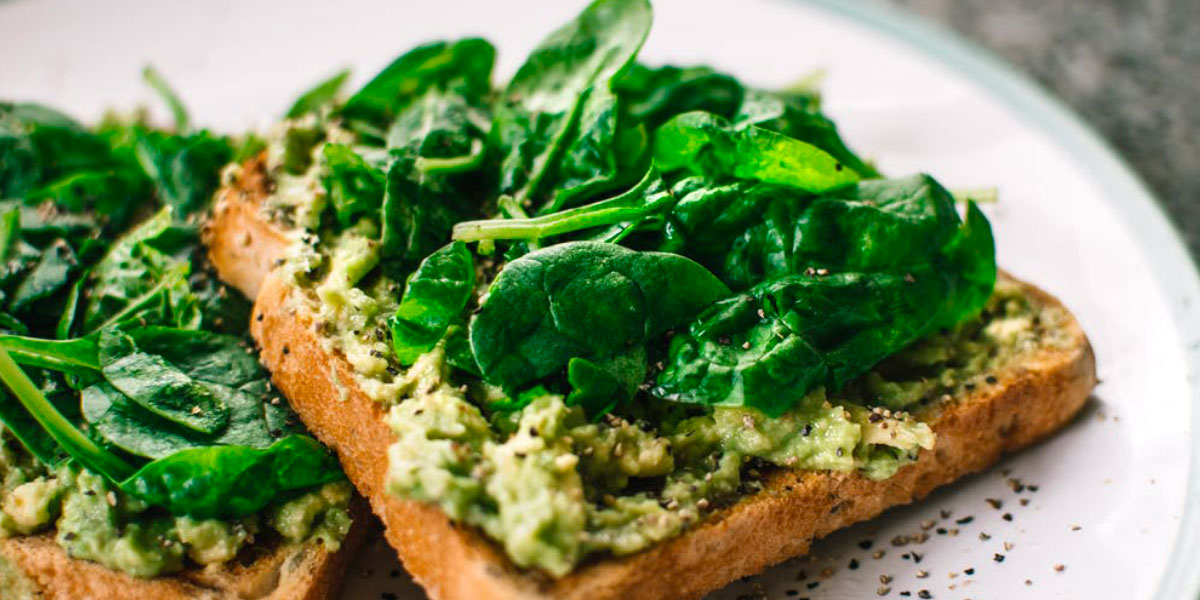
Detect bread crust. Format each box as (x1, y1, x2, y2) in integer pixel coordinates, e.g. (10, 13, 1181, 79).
(0, 498, 369, 600)
(207, 157, 1097, 600)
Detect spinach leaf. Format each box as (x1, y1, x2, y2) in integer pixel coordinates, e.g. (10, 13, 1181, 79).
(493, 0, 651, 211)
(80, 208, 199, 334)
(118, 434, 343, 519)
(468, 241, 728, 391)
(8, 240, 77, 314)
(613, 63, 744, 130)
(142, 66, 192, 134)
(566, 348, 645, 418)
(735, 88, 879, 179)
(341, 38, 494, 138)
(651, 178, 996, 415)
(98, 328, 229, 435)
(654, 111, 859, 193)
(132, 128, 232, 216)
(389, 241, 475, 365)
(322, 143, 386, 227)
(286, 68, 351, 119)
(379, 89, 490, 274)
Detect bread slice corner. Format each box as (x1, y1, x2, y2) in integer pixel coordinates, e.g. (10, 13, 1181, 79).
(206, 156, 1097, 600)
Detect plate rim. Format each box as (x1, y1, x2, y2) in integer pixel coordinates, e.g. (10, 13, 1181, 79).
(790, 0, 1200, 597)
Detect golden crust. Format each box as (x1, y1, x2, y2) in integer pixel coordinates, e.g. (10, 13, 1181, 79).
(208, 157, 1096, 600)
(0, 498, 370, 600)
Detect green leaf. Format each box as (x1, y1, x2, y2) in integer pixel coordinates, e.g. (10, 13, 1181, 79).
(99, 328, 230, 435)
(118, 435, 343, 519)
(651, 176, 996, 415)
(654, 111, 860, 193)
(0, 335, 99, 376)
(389, 242, 475, 365)
(142, 66, 191, 134)
(8, 240, 76, 314)
(342, 39, 494, 137)
(469, 241, 728, 391)
(735, 88, 879, 179)
(321, 143, 386, 228)
(81, 208, 199, 334)
(285, 68, 351, 119)
(83, 327, 299, 459)
(493, 0, 652, 210)
(614, 63, 744, 130)
(565, 347, 645, 419)
(133, 129, 233, 215)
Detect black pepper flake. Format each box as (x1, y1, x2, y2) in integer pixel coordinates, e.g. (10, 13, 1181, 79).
(985, 498, 1003, 510)
(785, 591, 799, 597)
(390, 569, 401, 578)
(900, 592, 911, 597)
(1002, 513, 1014, 522)
(964, 568, 975, 575)
(985, 375, 998, 384)
(802, 424, 813, 436)
(936, 528, 947, 535)
(901, 552, 911, 560)
(381, 594, 398, 600)
(282, 345, 290, 355)
(256, 313, 264, 322)
(994, 553, 1006, 563)
(806, 581, 820, 590)
(835, 163, 843, 171)
(911, 551, 924, 564)
(859, 539, 874, 550)
(917, 590, 932, 599)
(63, 532, 77, 541)
(956, 516, 975, 525)
(849, 558, 859, 570)
(1028, 485, 1039, 492)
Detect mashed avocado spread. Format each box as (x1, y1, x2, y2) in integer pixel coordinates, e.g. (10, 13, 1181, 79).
(258, 121, 1068, 577)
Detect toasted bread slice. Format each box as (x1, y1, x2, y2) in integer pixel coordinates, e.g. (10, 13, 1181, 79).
(206, 157, 1097, 600)
(0, 498, 369, 600)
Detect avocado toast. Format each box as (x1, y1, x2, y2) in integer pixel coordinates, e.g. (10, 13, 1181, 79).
(205, 0, 1096, 597)
(0, 79, 364, 598)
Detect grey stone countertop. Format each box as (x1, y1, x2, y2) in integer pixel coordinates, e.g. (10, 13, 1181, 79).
(883, 0, 1200, 260)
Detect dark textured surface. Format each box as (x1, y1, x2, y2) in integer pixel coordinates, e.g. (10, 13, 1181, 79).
(883, 0, 1200, 259)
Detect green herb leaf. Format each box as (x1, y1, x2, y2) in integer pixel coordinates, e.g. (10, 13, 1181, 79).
(493, 0, 652, 211)
(469, 241, 728, 391)
(286, 68, 351, 119)
(389, 242, 475, 365)
(654, 111, 860, 193)
(98, 328, 230, 435)
(118, 434, 343, 519)
(322, 143, 386, 228)
(342, 38, 494, 138)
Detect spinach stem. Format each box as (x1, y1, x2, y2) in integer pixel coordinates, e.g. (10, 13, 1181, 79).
(0, 346, 134, 480)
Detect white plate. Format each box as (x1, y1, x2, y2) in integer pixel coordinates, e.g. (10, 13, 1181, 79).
(3, 1, 1198, 598)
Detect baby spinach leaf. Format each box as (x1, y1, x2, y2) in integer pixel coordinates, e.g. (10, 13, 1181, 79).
(8, 240, 77, 314)
(98, 328, 229, 435)
(614, 63, 744, 130)
(83, 327, 299, 459)
(322, 143, 386, 228)
(118, 434, 343, 519)
(389, 242, 475, 365)
(654, 111, 859, 193)
(142, 66, 192, 134)
(469, 241, 728, 391)
(651, 177, 996, 415)
(286, 68, 351, 119)
(342, 38, 494, 137)
(565, 347, 645, 418)
(81, 208, 199, 334)
(735, 88, 879, 179)
(380, 155, 465, 274)
(132, 128, 232, 216)
(386, 90, 488, 173)
(493, 0, 651, 211)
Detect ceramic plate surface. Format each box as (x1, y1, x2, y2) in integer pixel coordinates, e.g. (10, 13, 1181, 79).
(2, 0, 1197, 598)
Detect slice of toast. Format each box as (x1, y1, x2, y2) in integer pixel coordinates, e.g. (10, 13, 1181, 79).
(206, 156, 1097, 600)
(0, 498, 369, 600)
